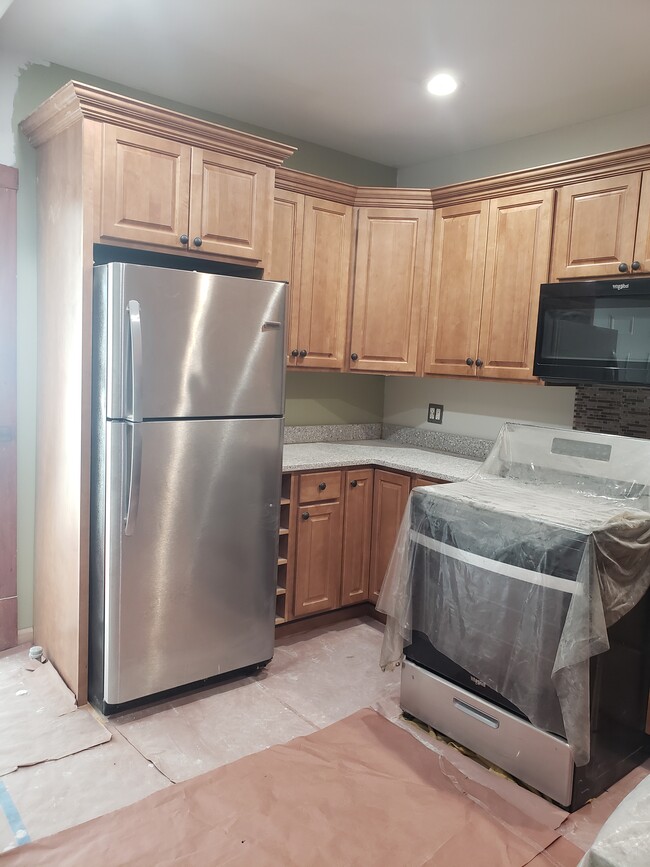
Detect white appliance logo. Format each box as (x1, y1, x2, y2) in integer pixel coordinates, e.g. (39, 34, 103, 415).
(613, 283, 630, 290)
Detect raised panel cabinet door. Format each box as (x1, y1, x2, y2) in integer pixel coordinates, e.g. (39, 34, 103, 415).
(189, 148, 273, 263)
(478, 189, 554, 381)
(340, 469, 374, 606)
(633, 171, 650, 273)
(294, 500, 343, 616)
(349, 209, 433, 374)
(551, 173, 642, 279)
(369, 470, 411, 603)
(423, 201, 489, 376)
(295, 196, 353, 369)
(100, 125, 191, 249)
(266, 190, 304, 364)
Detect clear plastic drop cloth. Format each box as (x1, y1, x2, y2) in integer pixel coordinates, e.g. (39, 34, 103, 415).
(378, 423, 650, 765)
(578, 774, 650, 867)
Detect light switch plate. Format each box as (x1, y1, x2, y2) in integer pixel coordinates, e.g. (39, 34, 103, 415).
(428, 403, 444, 424)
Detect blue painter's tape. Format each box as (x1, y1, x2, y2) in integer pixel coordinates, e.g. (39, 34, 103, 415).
(0, 780, 30, 847)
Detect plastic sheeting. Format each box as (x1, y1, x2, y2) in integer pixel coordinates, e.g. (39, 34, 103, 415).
(379, 423, 650, 766)
(578, 774, 650, 867)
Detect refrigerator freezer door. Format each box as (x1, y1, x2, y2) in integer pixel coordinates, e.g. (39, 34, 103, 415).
(103, 417, 282, 706)
(99, 263, 286, 420)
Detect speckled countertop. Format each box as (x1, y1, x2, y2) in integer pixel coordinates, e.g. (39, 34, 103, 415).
(282, 439, 480, 482)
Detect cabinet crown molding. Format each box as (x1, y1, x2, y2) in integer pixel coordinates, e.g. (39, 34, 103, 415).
(20, 81, 296, 167)
(275, 167, 358, 205)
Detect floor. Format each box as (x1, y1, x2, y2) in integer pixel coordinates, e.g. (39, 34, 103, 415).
(0, 616, 648, 858)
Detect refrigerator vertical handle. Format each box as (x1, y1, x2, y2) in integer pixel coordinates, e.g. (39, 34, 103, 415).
(124, 422, 142, 536)
(127, 300, 143, 423)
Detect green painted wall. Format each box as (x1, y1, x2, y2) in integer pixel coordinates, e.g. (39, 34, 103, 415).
(11, 62, 396, 630)
(285, 373, 385, 426)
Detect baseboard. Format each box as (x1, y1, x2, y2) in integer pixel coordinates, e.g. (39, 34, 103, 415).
(17, 626, 33, 646)
(275, 603, 377, 640)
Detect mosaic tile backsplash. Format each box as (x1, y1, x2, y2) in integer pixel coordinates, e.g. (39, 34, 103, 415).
(573, 385, 650, 439)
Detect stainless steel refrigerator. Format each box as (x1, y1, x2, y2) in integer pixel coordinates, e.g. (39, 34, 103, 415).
(89, 263, 286, 713)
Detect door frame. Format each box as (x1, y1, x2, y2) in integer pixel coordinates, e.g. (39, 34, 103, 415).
(0, 164, 17, 651)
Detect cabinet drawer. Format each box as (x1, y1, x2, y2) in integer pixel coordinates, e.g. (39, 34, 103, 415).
(299, 470, 342, 503)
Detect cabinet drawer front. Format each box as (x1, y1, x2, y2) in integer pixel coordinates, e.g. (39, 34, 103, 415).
(299, 470, 342, 503)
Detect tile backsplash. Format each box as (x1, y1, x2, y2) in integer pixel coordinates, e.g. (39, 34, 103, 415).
(573, 386, 650, 438)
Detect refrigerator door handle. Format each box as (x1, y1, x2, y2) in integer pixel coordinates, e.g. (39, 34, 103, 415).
(127, 299, 143, 422)
(124, 422, 142, 536)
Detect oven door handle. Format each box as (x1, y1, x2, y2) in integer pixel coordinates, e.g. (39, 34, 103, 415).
(453, 698, 500, 729)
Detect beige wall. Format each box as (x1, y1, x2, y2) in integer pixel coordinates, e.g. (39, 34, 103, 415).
(9, 61, 396, 630)
(285, 373, 384, 426)
(383, 377, 575, 440)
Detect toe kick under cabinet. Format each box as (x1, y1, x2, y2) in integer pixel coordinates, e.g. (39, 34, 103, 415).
(277, 467, 447, 624)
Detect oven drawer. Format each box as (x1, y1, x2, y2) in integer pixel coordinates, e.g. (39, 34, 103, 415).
(400, 661, 574, 806)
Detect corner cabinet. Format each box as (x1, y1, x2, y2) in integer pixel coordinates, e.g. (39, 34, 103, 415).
(21, 81, 294, 702)
(424, 189, 554, 382)
(348, 201, 433, 374)
(551, 172, 650, 280)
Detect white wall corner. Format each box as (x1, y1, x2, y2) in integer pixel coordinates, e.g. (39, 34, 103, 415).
(0, 51, 42, 166)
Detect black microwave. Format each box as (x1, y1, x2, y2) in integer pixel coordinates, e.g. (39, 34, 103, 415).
(533, 278, 650, 385)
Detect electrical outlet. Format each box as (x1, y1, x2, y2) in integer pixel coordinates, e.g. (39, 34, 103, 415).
(427, 403, 444, 424)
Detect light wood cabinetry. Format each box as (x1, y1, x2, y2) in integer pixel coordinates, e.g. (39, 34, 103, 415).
(294, 471, 343, 616)
(349, 206, 433, 374)
(551, 172, 647, 280)
(340, 469, 374, 606)
(100, 124, 276, 263)
(369, 470, 411, 603)
(424, 190, 554, 382)
(269, 171, 355, 370)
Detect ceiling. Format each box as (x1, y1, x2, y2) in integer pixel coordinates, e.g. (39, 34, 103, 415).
(2, 0, 650, 168)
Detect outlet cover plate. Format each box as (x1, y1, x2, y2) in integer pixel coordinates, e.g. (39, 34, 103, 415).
(428, 403, 444, 424)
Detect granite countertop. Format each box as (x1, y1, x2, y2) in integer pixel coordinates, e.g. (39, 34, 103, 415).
(282, 439, 480, 482)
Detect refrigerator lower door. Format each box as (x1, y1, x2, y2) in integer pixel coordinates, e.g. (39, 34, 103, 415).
(100, 417, 282, 707)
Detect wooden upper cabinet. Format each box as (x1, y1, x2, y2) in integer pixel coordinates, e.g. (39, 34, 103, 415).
(189, 148, 273, 263)
(349, 208, 432, 374)
(369, 469, 410, 604)
(551, 173, 642, 279)
(423, 201, 489, 377)
(633, 172, 650, 274)
(100, 125, 191, 249)
(295, 196, 353, 369)
(478, 189, 554, 381)
(266, 189, 304, 364)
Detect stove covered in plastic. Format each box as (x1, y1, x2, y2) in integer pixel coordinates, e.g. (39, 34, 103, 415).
(379, 424, 650, 810)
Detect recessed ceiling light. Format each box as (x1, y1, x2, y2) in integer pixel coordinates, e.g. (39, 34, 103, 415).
(426, 73, 458, 97)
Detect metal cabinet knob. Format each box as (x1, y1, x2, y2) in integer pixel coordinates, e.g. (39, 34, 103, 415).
(465, 357, 474, 366)
(351, 353, 359, 361)
(632, 261, 641, 271)
(299, 349, 307, 357)
(291, 349, 299, 357)
(318, 482, 327, 491)
(193, 237, 203, 247)
(475, 358, 484, 368)
(302, 511, 310, 520)
(350, 480, 358, 488)
(179, 234, 189, 245)
(618, 262, 629, 272)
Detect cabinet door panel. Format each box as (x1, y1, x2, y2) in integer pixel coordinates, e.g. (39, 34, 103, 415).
(296, 197, 352, 369)
(189, 149, 273, 263)
(478, 190, 554, 381)
(294, 501, 343, 616)
(369, 470, 410, 603)
(423, 202, 489, 376)
(341, 469, 374, 606)
(633, 171, 650, 274)
(100, 125, 190, 248)
(266, 190, 304, 364)
(349, 209, 432, 373)
(551, 173, 641, 279)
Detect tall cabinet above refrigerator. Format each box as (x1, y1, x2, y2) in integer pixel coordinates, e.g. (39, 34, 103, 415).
(89, 263, 286, 713)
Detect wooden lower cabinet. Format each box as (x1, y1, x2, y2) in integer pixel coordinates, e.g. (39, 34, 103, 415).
(340, 469, 374, 606)
(294, 500, 343, 616)
(369, 470, 412, 603)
